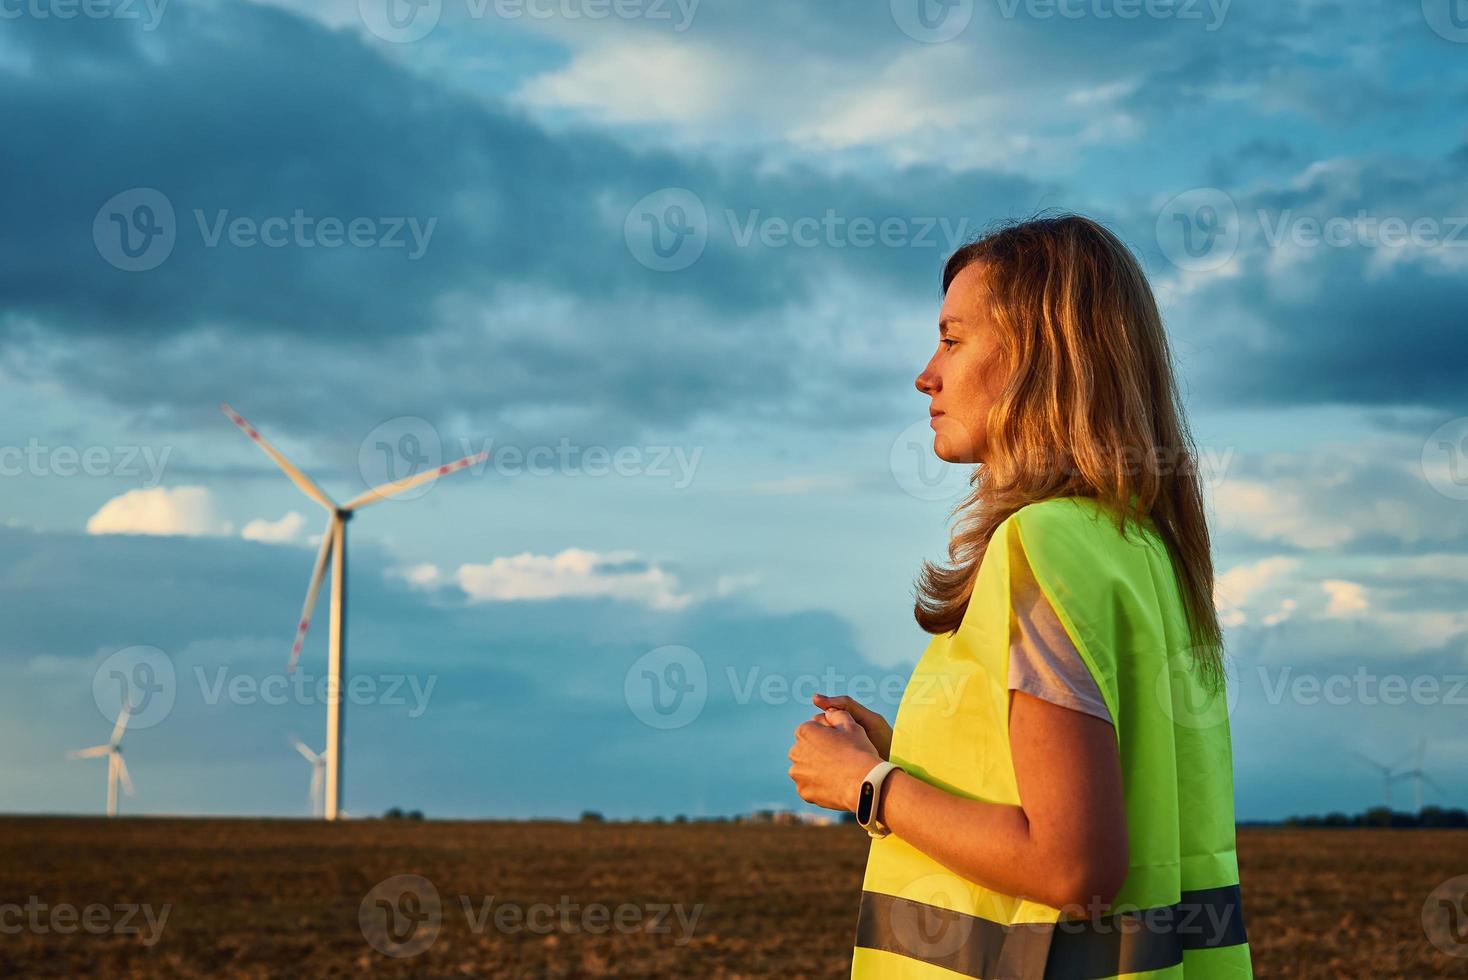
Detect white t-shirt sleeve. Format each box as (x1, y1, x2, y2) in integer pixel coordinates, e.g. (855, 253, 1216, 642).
(1006, 543, 1113, 725)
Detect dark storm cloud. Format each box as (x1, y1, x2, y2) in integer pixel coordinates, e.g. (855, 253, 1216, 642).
(1152, 147, 1468, 413)
(0, 1, 1040, 440)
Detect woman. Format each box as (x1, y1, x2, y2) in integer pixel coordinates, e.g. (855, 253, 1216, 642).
(787, 215, 1251, 978)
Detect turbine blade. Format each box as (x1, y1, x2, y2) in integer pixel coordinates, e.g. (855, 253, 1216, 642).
(110, 703, 131, 747)
(293, 739, 319, 764)
(1349, 750, 1386, 772)
(220, 403, 337, 511)
(287, 516, 337, 673)
(310, 766, 323, 807)
(341, 450, 488, 511)
(68, 745, 110, 760)
(115, 753, 135, 795)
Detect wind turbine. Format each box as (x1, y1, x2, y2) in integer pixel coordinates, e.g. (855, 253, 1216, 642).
(292, 737, 326, 818)
(1392, 737, 1444, 814)
(221, 403, 486, 821)
(68, 705, 134, 817)
(1352, 746, 1416, 810)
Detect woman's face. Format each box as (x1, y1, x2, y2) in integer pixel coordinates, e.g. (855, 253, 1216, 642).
(915, 261, 1008, 464)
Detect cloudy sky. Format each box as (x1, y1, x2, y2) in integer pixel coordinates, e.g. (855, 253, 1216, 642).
(2, 0, 1466, 821)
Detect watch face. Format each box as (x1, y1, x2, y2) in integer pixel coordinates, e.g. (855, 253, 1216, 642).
(857, 782, 875, 824)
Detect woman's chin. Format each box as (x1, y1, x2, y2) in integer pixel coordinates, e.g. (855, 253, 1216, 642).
(932, 431, 981, 465)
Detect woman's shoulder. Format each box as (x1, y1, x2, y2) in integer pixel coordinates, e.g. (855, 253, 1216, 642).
(1003, 495, 1163, 556)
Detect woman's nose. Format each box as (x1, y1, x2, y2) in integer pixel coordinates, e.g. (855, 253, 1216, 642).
(915, 360, 939, 396)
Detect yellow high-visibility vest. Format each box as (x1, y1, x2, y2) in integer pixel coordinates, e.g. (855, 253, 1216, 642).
(852, 495, 1251, 979)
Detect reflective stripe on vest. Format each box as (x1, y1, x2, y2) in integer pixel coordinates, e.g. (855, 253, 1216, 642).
(856, 884, 1247, 979)
(852, 496, 1251, 979)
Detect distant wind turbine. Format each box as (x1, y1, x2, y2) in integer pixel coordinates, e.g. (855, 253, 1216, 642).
(68, 705, 134, 817)
(221, 403, 486, 821)
(1392, 737, 1444, 814)
(1352, 746, 1417, 810)
(292, 738, 326, 818)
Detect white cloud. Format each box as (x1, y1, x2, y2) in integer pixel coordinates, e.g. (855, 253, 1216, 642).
(1214, 555, 1300, 628)
(397, 563, 443, 589)
(241, 511, 308, 544)
(1320, 579, 1368, 617)
(86, 486, 233, 538)
(515, 37, 731, 125)
(455, 548, 693, 610)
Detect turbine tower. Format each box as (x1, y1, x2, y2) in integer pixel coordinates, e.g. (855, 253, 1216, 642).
(1392, 737, 1443, 814)
(221, 403, 486, 821)
(68, 705, 134, 817)
(1351, 746, 1415, 811)
(292, 737, 327, 818)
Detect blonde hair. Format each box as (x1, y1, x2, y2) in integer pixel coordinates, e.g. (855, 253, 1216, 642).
(914, 213, 1223, 690)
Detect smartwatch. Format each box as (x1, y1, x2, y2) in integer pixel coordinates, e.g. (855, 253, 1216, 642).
(856, 761, 902, 839)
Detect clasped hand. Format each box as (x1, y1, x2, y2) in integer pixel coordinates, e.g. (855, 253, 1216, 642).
(785, 694, 892, 813)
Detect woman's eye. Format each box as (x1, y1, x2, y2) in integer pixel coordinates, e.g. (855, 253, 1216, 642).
(940, 338, 958, 349)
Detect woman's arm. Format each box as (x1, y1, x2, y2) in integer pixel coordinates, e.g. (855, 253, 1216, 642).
(788, 692, 1128, 912)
